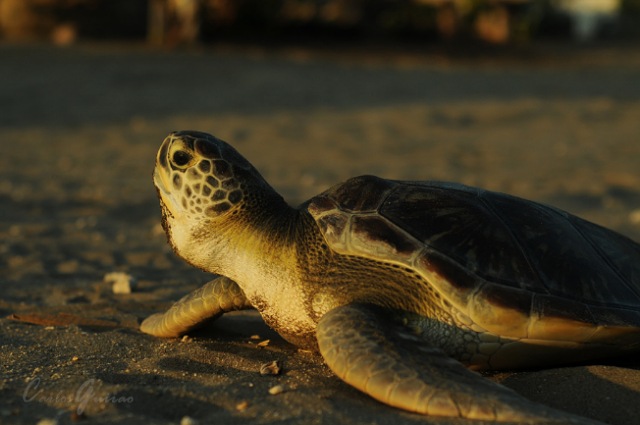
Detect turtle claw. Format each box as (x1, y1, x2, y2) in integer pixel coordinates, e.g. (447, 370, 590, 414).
(140, 276, 252, 338)
(316, 304, 604, 424)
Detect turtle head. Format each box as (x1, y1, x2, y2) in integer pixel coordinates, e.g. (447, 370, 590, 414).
(154, 131, 278, 271)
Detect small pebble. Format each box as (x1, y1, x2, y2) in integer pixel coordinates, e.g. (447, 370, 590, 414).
(104, 272, 136, 294)
(268, 385, 284, 395)
(259, 360, 281, 376)
(180, 416, 199, 425)
(235, 400, 249, 411)
(180, 335, 192, 343)
(256, 339, 270, 347)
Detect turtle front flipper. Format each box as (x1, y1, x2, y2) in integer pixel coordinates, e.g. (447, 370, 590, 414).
(141, 276, 252, 338)
(316, 304, 600, 424)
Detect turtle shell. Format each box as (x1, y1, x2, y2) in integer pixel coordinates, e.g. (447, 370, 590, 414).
(307, 175, 640, 344)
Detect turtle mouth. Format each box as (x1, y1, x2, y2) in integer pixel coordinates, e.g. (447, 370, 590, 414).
(153, 167, 170, 196)
(153, 167, 178, 215)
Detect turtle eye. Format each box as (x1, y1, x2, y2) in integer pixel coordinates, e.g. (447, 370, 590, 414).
(172, 150, 192, 168)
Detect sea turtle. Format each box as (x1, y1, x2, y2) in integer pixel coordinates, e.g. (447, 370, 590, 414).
(141, 131, 640, 423)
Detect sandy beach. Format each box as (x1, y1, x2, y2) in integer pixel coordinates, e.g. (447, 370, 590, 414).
(1, 42, 640, 424)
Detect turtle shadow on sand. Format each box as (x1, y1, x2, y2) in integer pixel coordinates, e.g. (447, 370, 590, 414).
(212, 311, 640, 425)
(500, 363, 640, 425)
(107, 312, 442, 425)
(133, 311, 640, 425)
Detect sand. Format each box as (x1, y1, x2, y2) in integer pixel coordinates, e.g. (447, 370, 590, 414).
(1, 42, 640, 425)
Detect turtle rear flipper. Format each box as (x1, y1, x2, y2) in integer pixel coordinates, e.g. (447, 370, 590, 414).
(141, 276, 252, 337)
(316, 304, 600, 424)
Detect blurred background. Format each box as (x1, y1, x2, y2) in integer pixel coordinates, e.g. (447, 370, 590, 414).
(1, 0, 639, 46)
(2, 3, 640, 425)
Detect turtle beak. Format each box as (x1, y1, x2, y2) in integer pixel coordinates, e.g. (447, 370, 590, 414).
(153, 166, 176, 215)
(154, 135, 177, 216)
(153, 167, 169, 195)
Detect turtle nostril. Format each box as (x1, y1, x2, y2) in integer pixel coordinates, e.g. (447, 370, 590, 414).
(172, 150, 192, 167)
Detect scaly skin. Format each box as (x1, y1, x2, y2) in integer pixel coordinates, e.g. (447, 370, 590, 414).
(141, 276, 252, 338)
(316, 304, 602, 424)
